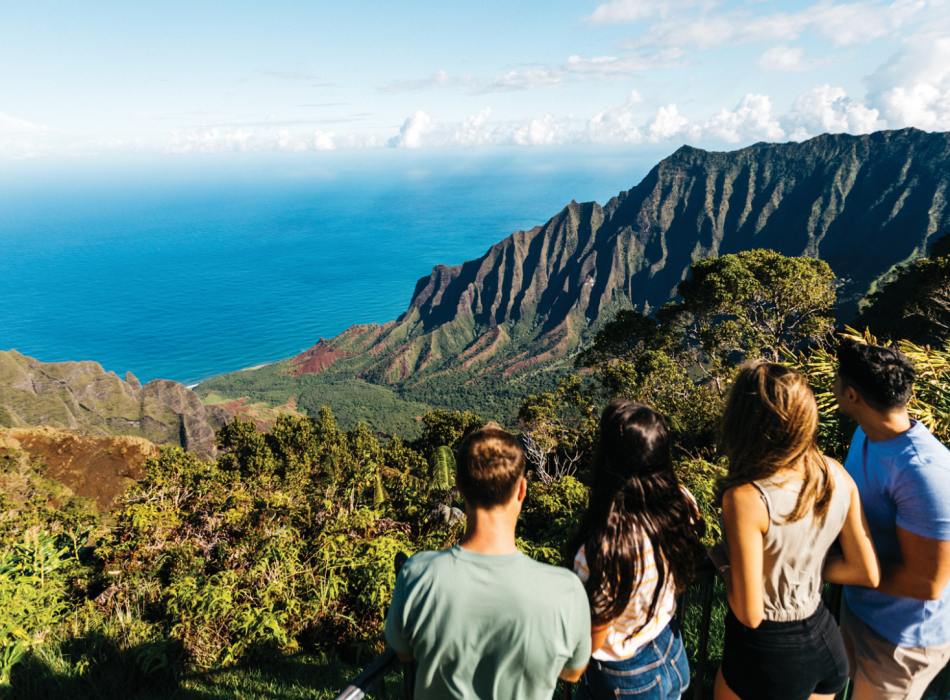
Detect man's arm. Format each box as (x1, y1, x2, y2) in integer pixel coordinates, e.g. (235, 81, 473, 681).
(559, 664, 586, 683)
(875, 526, 950, 600)
(559, 579, 592, 684)
(384, 568, 415, 660)
(558, 621, 604, 681)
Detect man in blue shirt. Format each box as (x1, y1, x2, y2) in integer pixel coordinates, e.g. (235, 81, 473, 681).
(834, 340, 950, 699)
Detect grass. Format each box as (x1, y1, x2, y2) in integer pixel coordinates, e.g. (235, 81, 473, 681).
(6, 641, 394, 700)
(680, 571, 728, 699)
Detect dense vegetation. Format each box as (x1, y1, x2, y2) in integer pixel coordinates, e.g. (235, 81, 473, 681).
(4, 247, 950, 699)
(198, 360, 569, 438)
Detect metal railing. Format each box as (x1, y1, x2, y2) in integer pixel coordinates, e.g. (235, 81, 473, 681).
(333, 648, 409, 700)
(333, 555, 950, 700)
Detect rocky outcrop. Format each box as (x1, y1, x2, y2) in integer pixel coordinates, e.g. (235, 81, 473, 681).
(0, 351, 232, 460)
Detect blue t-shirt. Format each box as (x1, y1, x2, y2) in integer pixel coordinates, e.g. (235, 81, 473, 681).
(844, 420, 950, 647)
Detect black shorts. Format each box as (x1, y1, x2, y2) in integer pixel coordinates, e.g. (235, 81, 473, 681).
(721, 600, 849, 700)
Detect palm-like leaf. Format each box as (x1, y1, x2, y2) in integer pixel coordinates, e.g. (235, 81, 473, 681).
(428, 446, 456, 493)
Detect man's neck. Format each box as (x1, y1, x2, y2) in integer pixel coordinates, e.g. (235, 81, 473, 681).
(458, 506, 519, 555)
(860, 407, 913, 442)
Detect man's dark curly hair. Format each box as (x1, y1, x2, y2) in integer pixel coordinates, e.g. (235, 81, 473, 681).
(837, 340, 915, 410)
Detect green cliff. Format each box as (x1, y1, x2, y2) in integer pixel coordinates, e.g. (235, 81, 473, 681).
(0, 350, 232, 460)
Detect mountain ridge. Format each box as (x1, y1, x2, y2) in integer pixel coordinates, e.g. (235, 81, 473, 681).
(270, 128, 950, 395)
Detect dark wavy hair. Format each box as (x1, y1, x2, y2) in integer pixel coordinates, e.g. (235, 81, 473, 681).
(837, 340, 915, 411)
(568, 399, 706, 630)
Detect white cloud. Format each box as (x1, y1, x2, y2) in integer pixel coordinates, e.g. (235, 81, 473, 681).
(584, 94, 786, 145)
(759, 46, 838, 71)
(388, 110, 435, 148)
(380, 71, 463, 93)
(585, 91, 645, 144)
(0, 111, 49, 134)
(512, 114, 561, 146)
(878, 84, 950, 129)
(783, 85, 886, 139)
(624, 0, 928, 52)
(563, 51, 689, 75)
(381, 51, 689, 97)
(165, 128, 255, 154)
(340, 132, 385, 148)
(585, 0, 701, 26)
(865, 33, 950, 130)
(450, 108, 493, 146)
(477, 69, 564, 93)
(276, 129, 309, 152)
(647, 104, 701, 142)
(312, 130, 336, 151)
(703, 94, 786, 143)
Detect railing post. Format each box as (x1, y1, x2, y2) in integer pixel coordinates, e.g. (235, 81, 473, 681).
(693, 568, 716, 700)
(403, 660, 415, 699)
(829, 583, 843, 622)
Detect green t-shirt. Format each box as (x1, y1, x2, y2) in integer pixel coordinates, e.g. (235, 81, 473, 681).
(385, 545, 591, 700)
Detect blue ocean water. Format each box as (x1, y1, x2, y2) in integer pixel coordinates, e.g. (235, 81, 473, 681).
(0, 147, 667, 386)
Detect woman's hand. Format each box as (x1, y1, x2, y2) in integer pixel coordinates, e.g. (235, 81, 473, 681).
(707, 542, 729, 572)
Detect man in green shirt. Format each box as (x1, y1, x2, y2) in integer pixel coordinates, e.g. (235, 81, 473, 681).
(385, 424, 591, 699)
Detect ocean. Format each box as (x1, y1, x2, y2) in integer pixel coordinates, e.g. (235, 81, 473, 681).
(0, 146, 667, 386)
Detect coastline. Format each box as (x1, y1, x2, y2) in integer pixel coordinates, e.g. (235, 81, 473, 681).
(187, 360, 278, 391)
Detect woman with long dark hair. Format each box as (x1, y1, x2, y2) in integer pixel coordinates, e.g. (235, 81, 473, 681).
(570, 398, 706, 699)
(710, 361, 879, 700)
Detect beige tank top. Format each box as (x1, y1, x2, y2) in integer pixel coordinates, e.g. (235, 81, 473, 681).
(747, 459, 850, 622)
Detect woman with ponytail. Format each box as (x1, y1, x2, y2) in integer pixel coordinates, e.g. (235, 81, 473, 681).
(710, 361, 879, 700)
(570, 399, 706, 699)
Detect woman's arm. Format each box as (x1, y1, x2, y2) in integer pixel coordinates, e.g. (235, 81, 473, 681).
(590, 622, 611, 655)
(721, 484, 769, 629)
(822, 465, 880, 587)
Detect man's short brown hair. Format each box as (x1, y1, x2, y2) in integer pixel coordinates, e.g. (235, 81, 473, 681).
(455, 423, 525, 509)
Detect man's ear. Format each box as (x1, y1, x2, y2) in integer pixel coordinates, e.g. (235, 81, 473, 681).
(846, 385, 862, 406)
(516, 477, 527, 503)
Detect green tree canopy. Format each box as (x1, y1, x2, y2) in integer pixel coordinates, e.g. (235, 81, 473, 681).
(852, 232, 950, 346)
(660, 249, 836, 364)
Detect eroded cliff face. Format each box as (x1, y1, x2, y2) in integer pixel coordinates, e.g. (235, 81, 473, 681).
(0, 350, 232, 460)
(290, 128, 950, 386)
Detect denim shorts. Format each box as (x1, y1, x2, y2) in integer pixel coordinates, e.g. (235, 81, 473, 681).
(721, 600, 849, 700)
(575, 620, 689, 699)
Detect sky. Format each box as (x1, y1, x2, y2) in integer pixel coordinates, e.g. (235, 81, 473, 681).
(2, 0, 949, 160)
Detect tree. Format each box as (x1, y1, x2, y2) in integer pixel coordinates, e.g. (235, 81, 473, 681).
(574, 250, 837, 454)
(518, 375, 597, 484)
(661, 249, 837, 364)
(852, 232, 950, 346)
